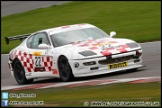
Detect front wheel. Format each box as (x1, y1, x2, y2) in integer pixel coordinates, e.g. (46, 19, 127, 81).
(13, 60, 34, 84)
(58, 56, 74, 82)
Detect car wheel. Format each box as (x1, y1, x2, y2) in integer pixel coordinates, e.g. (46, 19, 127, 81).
(13, 60, 34, 84)
(58, 56, 74, 81)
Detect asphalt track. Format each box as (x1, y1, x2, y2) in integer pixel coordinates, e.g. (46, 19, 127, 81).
(1, 1, 72, 16)
(1, 41, 161, 86)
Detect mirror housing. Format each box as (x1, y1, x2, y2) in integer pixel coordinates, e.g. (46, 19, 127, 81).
(38, 43, 51, 49)
(110, 31, 116, 38)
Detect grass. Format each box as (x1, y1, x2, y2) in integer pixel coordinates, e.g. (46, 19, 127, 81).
(2, 82, 161, 107)
(1, 1, 161, 53)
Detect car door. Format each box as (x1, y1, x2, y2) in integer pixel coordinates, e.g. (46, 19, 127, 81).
(26, 32, 53, 73)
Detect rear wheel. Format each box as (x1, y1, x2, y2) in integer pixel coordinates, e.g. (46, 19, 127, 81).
(13, 60, 34, 84)
(58, 56, 74, 81)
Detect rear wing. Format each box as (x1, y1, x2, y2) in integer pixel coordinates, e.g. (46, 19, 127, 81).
(5, 33, 31, 45)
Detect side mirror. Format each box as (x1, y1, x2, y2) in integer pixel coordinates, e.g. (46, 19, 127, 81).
(110, 31, 116, 38)
(38, 43, 51, 49)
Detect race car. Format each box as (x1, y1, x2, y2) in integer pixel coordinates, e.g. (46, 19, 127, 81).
(5, 23, 143, 84)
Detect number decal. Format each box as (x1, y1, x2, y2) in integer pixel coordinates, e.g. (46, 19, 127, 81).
(35, 57, 42, 67)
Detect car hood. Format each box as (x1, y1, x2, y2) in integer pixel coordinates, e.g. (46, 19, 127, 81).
(60, 37, 141, 59)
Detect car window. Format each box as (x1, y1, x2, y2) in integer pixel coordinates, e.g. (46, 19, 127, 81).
(26, 35, 33, 48)
(50, 27, 109, 47)
(27, 32, 50, 49)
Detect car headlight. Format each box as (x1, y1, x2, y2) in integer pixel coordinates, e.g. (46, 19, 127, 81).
(134, 49, 142, 59)
(126, 42, 140, 48)
(78, 50, 97, 56)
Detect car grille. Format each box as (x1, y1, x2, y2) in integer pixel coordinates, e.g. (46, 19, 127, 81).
(98, 55, 134, 65)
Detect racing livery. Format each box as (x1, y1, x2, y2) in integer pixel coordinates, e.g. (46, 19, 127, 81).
(6, 23, 143, 84)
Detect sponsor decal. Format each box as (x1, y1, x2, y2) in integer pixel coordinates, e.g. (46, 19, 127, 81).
(34, 67, 45, 72)
(94, 41, 117, 47)
(52, 69, 58, 74)
(108, 62, 128, 69)
(33, 51, 42, 56)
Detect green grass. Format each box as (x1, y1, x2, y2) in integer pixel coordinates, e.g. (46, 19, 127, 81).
(2, 82, 161, 107)
(1, 1, 161, 53)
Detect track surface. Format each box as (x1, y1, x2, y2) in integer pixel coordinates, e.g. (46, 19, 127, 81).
(1, 41, 161, 86)
(1, 1, 72, 16)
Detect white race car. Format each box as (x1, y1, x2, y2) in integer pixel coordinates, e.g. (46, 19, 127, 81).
(6, 23, 143, 84)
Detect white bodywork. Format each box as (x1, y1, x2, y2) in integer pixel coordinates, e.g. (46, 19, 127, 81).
(8, 23, 143, 80)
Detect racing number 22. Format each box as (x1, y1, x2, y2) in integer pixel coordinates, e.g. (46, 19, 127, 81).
(35, 57, 42, 67)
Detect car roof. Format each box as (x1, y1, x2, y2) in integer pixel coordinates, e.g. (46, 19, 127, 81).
(37, 23, 96, 35)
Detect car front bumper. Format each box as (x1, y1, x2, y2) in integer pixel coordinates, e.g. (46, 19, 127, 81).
(69, 50, 143, 77)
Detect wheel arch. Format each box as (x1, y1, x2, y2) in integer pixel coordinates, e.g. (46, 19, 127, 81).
(11, 58, 26, 73)
(58, 55, 68, 61)
(57, 55, 69, 70)
(57, 55, 74, 81)
(12, 58, 33, 84)
(12, 58, 20, 68)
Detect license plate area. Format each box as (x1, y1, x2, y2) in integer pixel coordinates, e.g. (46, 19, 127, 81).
(108, 62, 128, 69)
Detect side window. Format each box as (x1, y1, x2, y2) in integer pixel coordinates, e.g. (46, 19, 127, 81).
(26, 35, 33, 48)
(27, 32, 50, 49)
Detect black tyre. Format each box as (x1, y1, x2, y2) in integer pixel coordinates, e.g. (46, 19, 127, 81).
(58, 56, 74, 81)
(13, 60, 34, 84)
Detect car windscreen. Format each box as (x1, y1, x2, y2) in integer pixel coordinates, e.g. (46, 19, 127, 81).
(50, 27, 109, 47)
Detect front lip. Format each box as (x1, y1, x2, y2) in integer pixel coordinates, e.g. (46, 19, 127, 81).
(73, 48, 142, 60)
